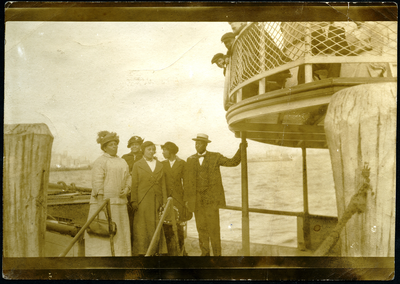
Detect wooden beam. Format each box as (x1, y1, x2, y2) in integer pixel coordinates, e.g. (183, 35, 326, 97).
(250, 138, 327, 149)
(244, 132, 326, 141)
(277, 113, 285, 124)
(5, 3, 397, 22)
(230, 123, 325, 134)
(304, 105, 328, 125)
(227, 77, 397, 116)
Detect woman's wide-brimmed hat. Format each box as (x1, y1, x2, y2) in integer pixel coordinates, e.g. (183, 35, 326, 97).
(97, 131, 119, 148)
(127, 135, 144, 148)
(192, 133, 211, 143)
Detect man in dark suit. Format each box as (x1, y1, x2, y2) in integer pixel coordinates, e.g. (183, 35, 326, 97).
(161, 142, 189, 255)
(185, 134, 242, 256)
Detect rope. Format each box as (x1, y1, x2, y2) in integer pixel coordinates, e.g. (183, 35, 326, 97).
(313, 163, 371, 256)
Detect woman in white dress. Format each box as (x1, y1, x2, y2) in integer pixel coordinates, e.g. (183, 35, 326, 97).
(84, 131, 131, 256)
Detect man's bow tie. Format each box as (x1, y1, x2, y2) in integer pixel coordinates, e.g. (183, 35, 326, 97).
(198, 153, 206, 158)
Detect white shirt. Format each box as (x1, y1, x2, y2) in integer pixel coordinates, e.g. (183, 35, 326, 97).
(145, 159, 156, 172)
(169, 159, 176, 168)
(198, 151, 207, 165)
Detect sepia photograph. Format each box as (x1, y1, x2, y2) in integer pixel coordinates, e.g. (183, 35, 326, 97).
(3, 2, 397, 280)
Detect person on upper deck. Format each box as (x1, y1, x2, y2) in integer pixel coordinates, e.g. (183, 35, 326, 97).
(340, 21, 391, 77)
(184, 134, 243, 256)
(211, 53, 228, 75)
(229, 22, 248, 36)
(85, 131, 131, 257)
(281, 22, 351, 84)
(221, 32, 236, 57)
(161, 142, 191, 256)
(224, 23, 291, 98)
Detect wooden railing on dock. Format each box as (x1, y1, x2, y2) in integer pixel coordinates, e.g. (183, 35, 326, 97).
(58, 199, 115, 257)
(146, 197, 181, 256)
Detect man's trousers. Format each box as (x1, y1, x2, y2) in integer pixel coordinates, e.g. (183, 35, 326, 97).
(194, 202, 221, 256)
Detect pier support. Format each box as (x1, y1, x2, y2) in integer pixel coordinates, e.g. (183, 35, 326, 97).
(3, 123, 54, 257)
(240, 132, 250, 256)
(301, 147, 311, 250)
(324, 82, 396, 257)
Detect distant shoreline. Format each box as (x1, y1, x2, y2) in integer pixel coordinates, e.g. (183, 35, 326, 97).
(50, 167, 91, 172)
(248, 158, 293, 163)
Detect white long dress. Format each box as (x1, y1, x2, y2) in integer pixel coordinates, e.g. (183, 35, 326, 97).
(84, 153, 131, 256)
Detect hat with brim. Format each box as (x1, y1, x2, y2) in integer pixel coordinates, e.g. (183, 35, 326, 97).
(192, 133, 211, 143)
(161, 142, 179, 154)
(140, 141, 155, 152)
(211, 53, 225, 64)
(221, 32, 235, 42)
(97, 131, 119, 148)
(127, 135, 144, 148)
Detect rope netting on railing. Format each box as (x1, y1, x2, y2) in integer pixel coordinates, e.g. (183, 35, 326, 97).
(229, 21, 397, 92)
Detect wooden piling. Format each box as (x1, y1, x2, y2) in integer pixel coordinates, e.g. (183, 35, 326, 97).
(324, 83, 396, 257)
(3, 123, 53, 257)
(241, 132, 250, 256)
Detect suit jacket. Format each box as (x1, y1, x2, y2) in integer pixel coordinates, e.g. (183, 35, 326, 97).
(184, 148, 241, 212)
(131, 158, 167, 206)
(162, 158, 186, 206)
(162, 157, 187, 222)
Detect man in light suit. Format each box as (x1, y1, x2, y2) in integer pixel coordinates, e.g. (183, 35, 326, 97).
(185, 134, 242, 256)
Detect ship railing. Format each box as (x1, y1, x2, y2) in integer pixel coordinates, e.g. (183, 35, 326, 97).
(223, 205, 337, 253)
(58, 198, 115, 257)
(224, 21, 397, 110)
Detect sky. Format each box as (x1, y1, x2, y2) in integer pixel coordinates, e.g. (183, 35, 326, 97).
(5, 21, 299, 162)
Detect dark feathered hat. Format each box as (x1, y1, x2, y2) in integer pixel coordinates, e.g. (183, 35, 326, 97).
(127, 135, 144, 148)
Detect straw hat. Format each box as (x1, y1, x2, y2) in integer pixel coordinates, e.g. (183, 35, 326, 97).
(192, 133, 211, 143)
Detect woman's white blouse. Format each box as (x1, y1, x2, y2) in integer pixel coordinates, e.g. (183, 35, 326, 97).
(90, 153, 130, 205)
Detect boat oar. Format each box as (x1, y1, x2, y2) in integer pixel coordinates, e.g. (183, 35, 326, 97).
(58, 199, 110, 257)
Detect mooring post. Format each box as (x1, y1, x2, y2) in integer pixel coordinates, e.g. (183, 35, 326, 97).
(3, 123, 54, 257)
(324, 82, 396, 257)
(241, 132, 250, 256)
(302, 147, 311, 250)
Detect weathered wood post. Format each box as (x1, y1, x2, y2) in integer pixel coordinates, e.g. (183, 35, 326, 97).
(240, 132, 250, 256)
(324, 83, 396, 257)
(3, 123, 54, 257)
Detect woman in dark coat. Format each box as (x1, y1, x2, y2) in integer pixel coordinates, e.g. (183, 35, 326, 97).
(161, 142, 189, 255)
(131, 141, 167, 255)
